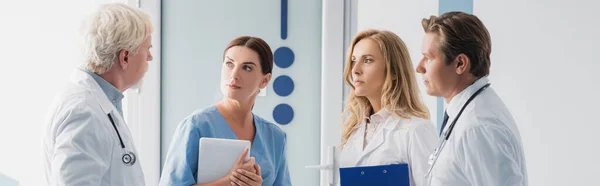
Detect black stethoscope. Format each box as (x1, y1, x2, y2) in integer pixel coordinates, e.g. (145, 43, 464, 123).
(425, 83, 491, 178)
(107, 113, 137, 166)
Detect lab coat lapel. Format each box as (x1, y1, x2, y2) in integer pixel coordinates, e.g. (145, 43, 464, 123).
(352, 124, 366, 155)
(345, 123, 364, 166)
(354, 115, 402, 165)
(70, 68, 115, 115)
(70, 68, 131, 143)
(355, 126, 386, 165)
(361, 129, 385, 155)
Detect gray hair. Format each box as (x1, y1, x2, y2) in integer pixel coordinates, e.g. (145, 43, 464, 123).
(82, 3, 153, 74)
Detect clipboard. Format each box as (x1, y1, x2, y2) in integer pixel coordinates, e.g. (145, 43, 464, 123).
(339, 164, 409, 186)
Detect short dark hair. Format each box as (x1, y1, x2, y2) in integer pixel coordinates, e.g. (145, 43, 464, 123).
(223, 36, 273, 74)
(422, 11, 492, 78)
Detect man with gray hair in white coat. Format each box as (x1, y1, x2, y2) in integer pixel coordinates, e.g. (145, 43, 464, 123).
(42, 3, 153, 185)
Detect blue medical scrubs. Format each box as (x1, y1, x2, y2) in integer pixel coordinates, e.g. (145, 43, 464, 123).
(159, 105, 291, 186)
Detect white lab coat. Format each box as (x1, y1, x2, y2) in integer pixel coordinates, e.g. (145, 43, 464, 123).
(42, 69, 145, 186)
(427, 77, 528, 186)
(339, 110, 438, 186)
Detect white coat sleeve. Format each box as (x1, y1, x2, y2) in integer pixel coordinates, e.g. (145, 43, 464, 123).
(50, 104, 112, 186)
(456, 125, 526, 186)
(408, 121, 438, 186)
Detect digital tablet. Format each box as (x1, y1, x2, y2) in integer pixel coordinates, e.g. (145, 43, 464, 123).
(196, 137, 251, 184)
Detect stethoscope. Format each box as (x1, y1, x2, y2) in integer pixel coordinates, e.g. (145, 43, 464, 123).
(425, 83, 491, 178)
(107, 113, 137, 166)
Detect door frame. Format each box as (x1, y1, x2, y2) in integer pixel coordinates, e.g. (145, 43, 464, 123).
(319, 0, 357, 185)
(122, 0, 162, 185)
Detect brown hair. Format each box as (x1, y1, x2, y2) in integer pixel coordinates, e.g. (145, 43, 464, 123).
(422, 11, 492, 77)
(341, 29, 430, 147)
(223, 36, 273, 75)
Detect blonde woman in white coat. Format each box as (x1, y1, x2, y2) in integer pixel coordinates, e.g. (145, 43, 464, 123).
(338, 29, 438, 186)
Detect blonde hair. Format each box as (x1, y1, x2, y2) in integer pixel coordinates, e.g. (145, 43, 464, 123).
(341, 29, 429, 147)
(82, 3, 153, 74)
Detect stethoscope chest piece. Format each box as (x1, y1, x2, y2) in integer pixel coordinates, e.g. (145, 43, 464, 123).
(122, 151, 136, 166)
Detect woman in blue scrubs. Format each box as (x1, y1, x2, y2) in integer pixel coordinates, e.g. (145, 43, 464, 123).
(159, 36, 291, 186)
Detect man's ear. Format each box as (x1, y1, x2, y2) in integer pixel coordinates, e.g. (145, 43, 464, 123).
(455, 54, 470, 75)
(118, 50, 130, 69)
(260, 73, 272, 89)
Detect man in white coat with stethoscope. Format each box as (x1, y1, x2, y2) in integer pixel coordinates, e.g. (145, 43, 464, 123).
(416, 11, 528, 186)
(42, 3, 153, 185)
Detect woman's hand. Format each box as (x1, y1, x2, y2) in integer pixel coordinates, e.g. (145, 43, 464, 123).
(230, 163, 263, 186)
(192, 148, 257, 186)
(230, 148, 257, 173)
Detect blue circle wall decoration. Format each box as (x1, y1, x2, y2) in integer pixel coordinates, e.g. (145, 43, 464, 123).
(273, 75, 294, 97)
(274, 47, 295, 68)
(273, 103, 294, 125)
(272, 0, 294, 126)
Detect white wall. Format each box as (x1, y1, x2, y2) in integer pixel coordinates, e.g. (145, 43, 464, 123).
(0, 0, 117, 185)
(475, 0, 600, 185)
(358, 0, 600, 185)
